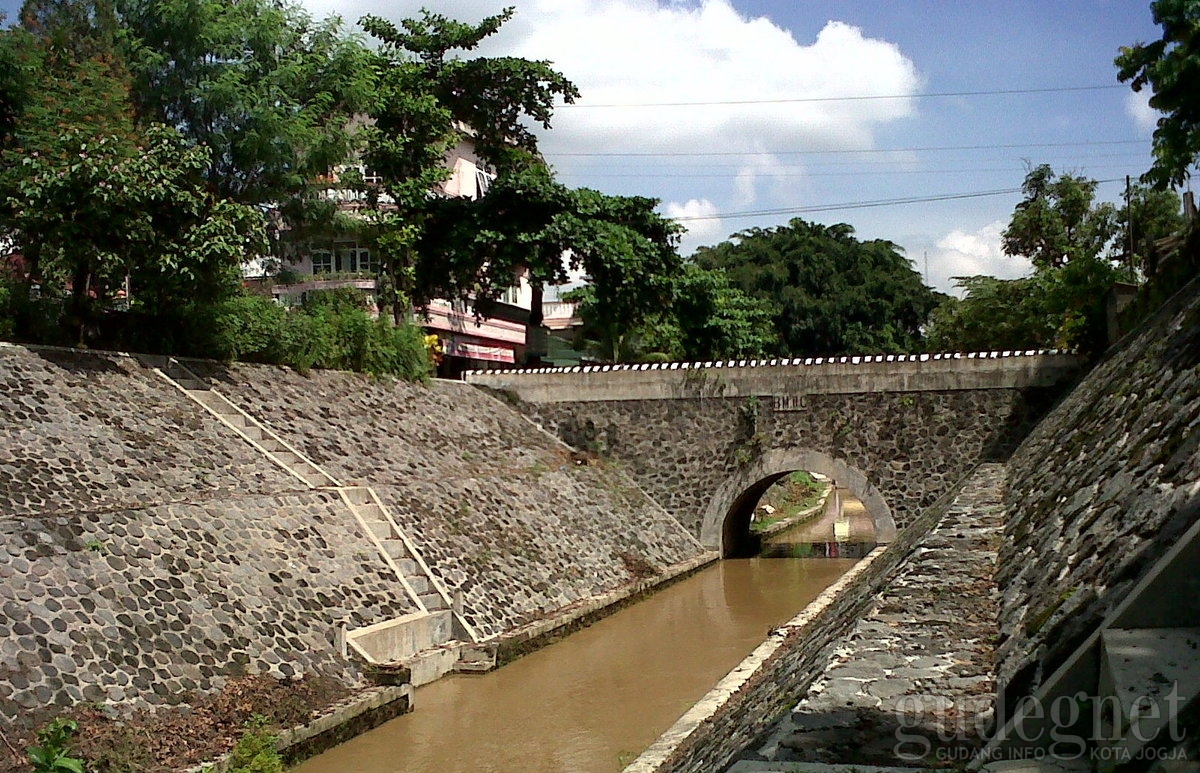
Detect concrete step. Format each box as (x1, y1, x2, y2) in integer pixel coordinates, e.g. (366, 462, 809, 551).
(362, 520, 392, 540)
(175, 377, 207, 390)
(348, 610, 455, 668)
(344, 488, 373, 506)
(357, 503, 384, 520)
(395, 558, 419, 576)
(404, 573, 430, 596)
(257, 437, 283, 452)
(382, 540, 410, 561)
(419, 592, 448, 611)
(301, 469, 332, 487)
(1098, 627, 1200, 754)
(272, 450, 299, 466)
(454, 644, 496, 674)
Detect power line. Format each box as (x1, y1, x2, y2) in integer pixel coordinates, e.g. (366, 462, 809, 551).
(670, 179, 1124, 222)
(561, 163, 1147, 181)
(559, 84, 1125, 109)
(550, 139, 1146, 158)
(562, 151, 1151, 171)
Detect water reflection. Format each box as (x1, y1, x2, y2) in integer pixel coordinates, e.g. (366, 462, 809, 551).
(759, 488, 878, 560)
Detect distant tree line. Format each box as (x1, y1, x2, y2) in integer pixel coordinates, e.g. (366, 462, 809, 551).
(1, 0, 1197, 373)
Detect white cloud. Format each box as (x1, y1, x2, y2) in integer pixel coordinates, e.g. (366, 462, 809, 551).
(1125, 90, 1159, 136)
(663, 198, 724, 255)
(929, 220, 1032, 296)
(305, 0, 922, 206)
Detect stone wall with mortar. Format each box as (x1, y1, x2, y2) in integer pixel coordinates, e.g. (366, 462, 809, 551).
(520, 387, 1052, 546)
(184, 363, 707, 640)
(0, 345, 296, 516)
(0, 345, 705, 735)
(0, 487, 419, 731)
(997, 276, 1200, 703)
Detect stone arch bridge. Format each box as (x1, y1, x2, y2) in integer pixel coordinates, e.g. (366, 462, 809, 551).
(466, 352, 1080, 556)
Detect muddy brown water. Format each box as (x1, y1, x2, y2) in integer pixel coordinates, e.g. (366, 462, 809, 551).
(295, 494, 872, 773)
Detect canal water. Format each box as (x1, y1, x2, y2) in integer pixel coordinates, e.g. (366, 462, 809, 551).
(295, 493, 873, 773)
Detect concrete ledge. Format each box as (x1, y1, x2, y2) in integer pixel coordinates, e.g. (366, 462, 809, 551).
(492, 551, 719, 667)
(465, 352, 1082, 402)
(346, 610, 453, 664)
(623, 548, 888, 773)
(182, 684, 412, 772)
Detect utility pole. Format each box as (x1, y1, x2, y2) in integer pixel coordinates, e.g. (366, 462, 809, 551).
(1126, 175, 1135, 278)
(924, 250, 929, 286)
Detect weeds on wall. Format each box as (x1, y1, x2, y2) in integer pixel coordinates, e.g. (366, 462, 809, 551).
(220, 716, 284, 773)
(734, 396, 768, 466)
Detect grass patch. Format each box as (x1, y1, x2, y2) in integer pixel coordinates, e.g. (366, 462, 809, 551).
(750, 471, 828, 534)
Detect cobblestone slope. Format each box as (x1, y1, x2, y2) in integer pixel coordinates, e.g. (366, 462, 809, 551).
(0, 345, 296, 517)
(998, 277, 1200, 698)
(185, 363, 706, 639)
(0, 491, 416, 731)
(736, 463, 1005, 768)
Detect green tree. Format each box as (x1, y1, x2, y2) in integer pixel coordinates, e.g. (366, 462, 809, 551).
(359, 7, 578, 322)
(930, 164, 1138, 356)
(4, 124, 264, 343)
(1116, 0, 1200, 188)
(694, 219, 941, 357)
(667, 263, 778, 361)
(118, 0, 374, 212)
(1002, 164, 1119, 270)
(925, 275, 1055, 353)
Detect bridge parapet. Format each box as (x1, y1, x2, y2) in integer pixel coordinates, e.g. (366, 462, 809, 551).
(464, 351, 1082, 403)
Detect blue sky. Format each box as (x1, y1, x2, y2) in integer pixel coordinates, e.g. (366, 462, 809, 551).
(2, 0, 1170, 292)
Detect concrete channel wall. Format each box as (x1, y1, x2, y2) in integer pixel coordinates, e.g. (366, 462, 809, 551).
(0, 345, 707, 739)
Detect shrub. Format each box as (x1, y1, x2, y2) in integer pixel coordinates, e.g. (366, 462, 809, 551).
(27, 717, 85, 773)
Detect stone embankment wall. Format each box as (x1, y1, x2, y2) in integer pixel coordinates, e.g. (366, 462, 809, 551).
(0, 345, 706, 733)
(997, 276, 1200, 702)
(0, 346, 416, 731)
(189, 363, 705, 640)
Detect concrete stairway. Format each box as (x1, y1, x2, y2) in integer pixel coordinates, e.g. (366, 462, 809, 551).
(145, 356, 481, 680)
(338, 487, 453, 615)
(157, 358, 339, 489)
(979, 515, 1200, 769)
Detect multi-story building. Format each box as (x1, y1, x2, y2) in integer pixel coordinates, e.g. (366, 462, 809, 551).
(268, 132, 542, 376)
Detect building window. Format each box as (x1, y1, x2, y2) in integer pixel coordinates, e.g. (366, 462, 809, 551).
(337, 246, 374, 274)
(311, 250, 333, 274)
(500, 283, 522, 306)
(475, 167, 496, 196)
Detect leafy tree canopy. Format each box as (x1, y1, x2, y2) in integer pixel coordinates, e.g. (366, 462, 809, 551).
(1002, 164, 1118, 270)
(419, 158, 685, 361)
(356, 7, 578, 321)
(1117, 0, 1200, 188)
(118, 0, 375, 208)
(693, 218, 942, 357)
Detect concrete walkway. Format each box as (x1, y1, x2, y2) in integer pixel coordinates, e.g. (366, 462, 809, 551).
(733, 463, 1006, 770)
